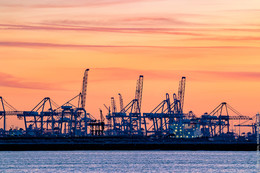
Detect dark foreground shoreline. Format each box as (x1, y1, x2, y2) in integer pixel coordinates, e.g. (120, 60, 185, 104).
(0, 136, 257, 151)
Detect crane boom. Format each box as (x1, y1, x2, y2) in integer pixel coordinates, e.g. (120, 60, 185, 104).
(80, 69, 89, 109)
(134, 75, 144, 113)
(118, 93, 124, 112)
(210, 102, 252, 120)
(111, 97, 117, 113)
(229, 115, 252, 120)
(178, 77, 186, 113)
(99, 109, 104, 123)
(103, 104, 110, 112)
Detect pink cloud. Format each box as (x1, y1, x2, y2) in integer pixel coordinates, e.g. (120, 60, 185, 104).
(116, 16, 206, 27)
(192, 71, 260, 81)
(2, 22, 260, 38)
(0, 23, 205, 36)
(0, 69, 259, 91)
(88, 68, 260, 82)
(0, 0, 159, 8)
(0, 72, 63, 90)
(221, 9, 260, 13)
(0, 41, 257, 50)
(90, 68, 181, 82)
(189, 36, 260, 41)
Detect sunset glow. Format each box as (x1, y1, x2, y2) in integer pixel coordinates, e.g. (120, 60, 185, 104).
(0, 0, 260, 129)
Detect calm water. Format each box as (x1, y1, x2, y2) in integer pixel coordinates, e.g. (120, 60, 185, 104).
(0, 151, 258, 173)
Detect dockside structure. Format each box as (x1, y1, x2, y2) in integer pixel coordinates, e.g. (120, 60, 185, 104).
(0, 69, 258, 142)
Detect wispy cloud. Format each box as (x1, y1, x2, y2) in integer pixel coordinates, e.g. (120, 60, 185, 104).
(2, 21, 260, 38)
(221, 9, 260, 13)
(0, 23, 205, 36)
(190, 36, 260, 41)
(114, 16, 205, 27)
(89, 68, 260, 82)
(0, 69, 259, 91)
(222, 28, 260, 32)
(192, 71, 260, 81)
(0, 41, 257, 50)
(0, 0, 158, 8)
(90, 68, 180, 82)
(0, 72, 63, 90)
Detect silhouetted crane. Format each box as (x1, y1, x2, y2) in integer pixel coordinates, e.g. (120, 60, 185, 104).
(0, 96, 23, 133)
(111, 97, 117, 113)
(178, 77, 186, 113)
(80, 69, 89, 109)
(209, 102, 252, 135)
(134, 75, 143, 113)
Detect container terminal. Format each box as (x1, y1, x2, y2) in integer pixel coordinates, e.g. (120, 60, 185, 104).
(0, 69, 259, 151)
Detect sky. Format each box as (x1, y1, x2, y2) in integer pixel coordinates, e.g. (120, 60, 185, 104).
(0, 0, 260, 130)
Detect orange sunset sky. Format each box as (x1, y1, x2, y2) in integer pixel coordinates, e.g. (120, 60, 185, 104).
(0, 0, 260, 130)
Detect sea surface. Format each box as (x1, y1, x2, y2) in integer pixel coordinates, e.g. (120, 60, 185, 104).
(0, 151, 258, 173)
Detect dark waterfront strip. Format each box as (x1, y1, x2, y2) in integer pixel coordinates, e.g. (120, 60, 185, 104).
(0, 136, 257, 151)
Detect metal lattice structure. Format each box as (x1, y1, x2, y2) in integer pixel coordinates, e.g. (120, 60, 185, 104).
(118, 93, 124, 112)
(80, 69, 89, 109)
(200, 102, 252, 137)
(0, 97, 23, 135)
(20, 97, 59, 135)
(1, 70, 257, 141)
(105, 75, 145, 136)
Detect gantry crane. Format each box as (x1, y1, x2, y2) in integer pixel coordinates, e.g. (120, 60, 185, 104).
(0, 96, 23, 134)
(104, 75, 145, 135)
(143, 77, 188, 137)
(144, 93, 173, 136)
(20, 97, 59, 135)
(58, 69, 89, 110)
(207, 102, 252, 136)
(170, 77, 186, 114)
(234, 113, 259, 135)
